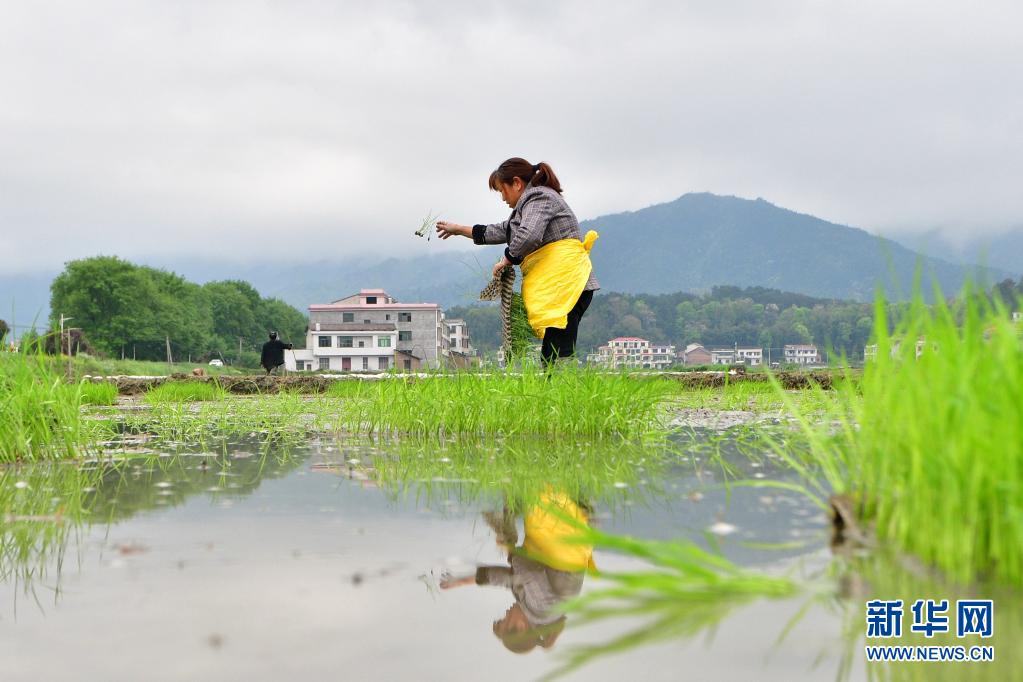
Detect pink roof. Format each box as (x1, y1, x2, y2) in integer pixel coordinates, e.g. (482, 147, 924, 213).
(310, 303, 439, 311)
(610, 337, 647, 342)
(315, 288, 440, 310)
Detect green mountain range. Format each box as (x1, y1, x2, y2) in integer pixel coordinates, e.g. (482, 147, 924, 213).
(1, 193, 1014, 337)
(582, 193, 1009, 300)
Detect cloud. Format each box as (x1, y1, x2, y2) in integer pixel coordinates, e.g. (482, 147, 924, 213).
(1, 0, 1021, 274)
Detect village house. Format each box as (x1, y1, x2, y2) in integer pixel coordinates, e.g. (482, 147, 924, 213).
(680, 343, 712, 365)
(589, 337, 676, 369)
(710, 348, 736, 365)
(444, 318, 478, 368)
(784, 343, 821, 365)
(735, 347, 763, 366)
(687, 344, 765, 366)
(287, 289, 472, 372)
(864, 337, 929, 361)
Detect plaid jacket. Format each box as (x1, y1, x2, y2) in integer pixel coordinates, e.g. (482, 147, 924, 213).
(472, 186, 599, 292)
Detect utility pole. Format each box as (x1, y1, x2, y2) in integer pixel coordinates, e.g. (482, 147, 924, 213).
(166, 335, 173, 366)
(59, 314, 73, 380)
(59, 314, 72, 354)
(238, 337, 243, 367)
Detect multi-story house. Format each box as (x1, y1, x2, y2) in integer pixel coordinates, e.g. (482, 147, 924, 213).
(735, 347, 763, 366)
(590, 337, 676, 369)
(710, 348, 736, 365)
(445, 318, 473, 354)
(784, 343, 821, 365)
(865, 337, 926, 361)
(444, 318, 478, 368)
(287, 289, 459, 372)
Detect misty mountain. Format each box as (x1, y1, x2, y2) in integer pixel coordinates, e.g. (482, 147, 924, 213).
(889, 228, 1023, 277)
(1, 193, 1011, 338)
(581, 193, 1008, 300)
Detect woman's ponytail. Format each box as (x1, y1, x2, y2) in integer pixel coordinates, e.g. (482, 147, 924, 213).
(488, 158, 563, 194)
(530, 162, 562, 194)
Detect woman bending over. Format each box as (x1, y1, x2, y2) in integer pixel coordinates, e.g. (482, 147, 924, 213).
(437, 158, 599, 368)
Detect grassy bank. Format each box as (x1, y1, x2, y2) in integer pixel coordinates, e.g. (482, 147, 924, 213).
(64, 355, 247, 378)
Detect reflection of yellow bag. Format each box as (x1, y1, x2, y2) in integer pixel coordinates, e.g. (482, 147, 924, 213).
(520, 231, 599, 339)
(523, 489, 596, 573)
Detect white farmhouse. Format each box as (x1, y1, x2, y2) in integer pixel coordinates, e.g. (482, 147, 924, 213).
(784, 344, 821, 365)
(590, 337, 676, 369)
(710, 348, 736, 365)
(287, 289, 469, 372)
(735, 347, 763, 366)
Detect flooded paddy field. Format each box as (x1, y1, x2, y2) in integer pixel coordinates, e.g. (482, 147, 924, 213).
(4, 304, 1021, 682)
(0, 436, 826, 681)
(4, 430, 1015, 681)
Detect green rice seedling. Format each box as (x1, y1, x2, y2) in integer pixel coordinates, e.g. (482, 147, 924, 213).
(664, 379, 839, 418)
(765, 284, 1023, 584)
(78, 381, 118, 406)
(326, 367, 675, 439)
(143, 381, 227, 404)
(325, 379, 374, 399)
(0, 462, 107, 607)
(507, 292, 533, 359)
(414, 209, 440, 239)
(122, 392, 319, 448)
(549, 524, 805, 679)
(0, 354, 112, 462)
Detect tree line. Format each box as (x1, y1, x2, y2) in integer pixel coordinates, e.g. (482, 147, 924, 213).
(42, 256, 307, 364)
(449, 280, 1023, 359)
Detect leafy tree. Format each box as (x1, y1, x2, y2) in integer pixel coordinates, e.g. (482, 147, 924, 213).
(49, 256, 307, 363)
(258, 298, 308, 347)
(203, 281, 260, 351)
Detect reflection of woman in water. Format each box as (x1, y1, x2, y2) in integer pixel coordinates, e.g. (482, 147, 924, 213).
(441, 490, 595, 653)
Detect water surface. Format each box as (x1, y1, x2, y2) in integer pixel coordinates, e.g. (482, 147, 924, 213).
(2, 435, 993, 681)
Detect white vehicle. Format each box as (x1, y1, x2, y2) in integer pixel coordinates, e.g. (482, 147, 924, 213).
(208, 359, 224, 367)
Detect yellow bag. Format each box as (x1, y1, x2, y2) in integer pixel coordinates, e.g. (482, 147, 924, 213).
(522, 488, 596, 573)
(519, 230, 599, 339)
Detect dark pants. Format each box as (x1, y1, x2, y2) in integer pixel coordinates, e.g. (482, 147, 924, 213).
(540, 289, 593, 369)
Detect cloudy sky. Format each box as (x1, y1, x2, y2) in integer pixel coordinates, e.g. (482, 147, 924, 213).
(2, 1, 1021, 274)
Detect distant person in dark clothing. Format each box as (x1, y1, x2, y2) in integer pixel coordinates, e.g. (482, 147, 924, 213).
(260, 331, 292, 375)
